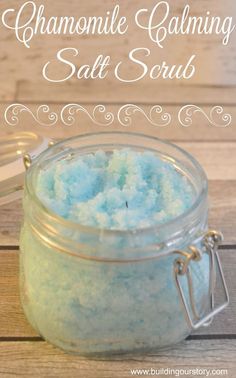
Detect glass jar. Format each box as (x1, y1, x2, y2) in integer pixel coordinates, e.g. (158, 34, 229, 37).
(19, 132, 229, 356)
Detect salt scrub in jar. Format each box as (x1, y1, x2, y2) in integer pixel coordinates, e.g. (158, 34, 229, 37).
(36, 149, 194, 230)
(20, 132, 228, 356)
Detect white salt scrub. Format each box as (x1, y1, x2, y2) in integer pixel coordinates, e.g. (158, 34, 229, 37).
(36, 149, 194, 229)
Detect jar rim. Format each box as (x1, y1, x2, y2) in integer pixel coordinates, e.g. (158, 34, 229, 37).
(25, 132, 208, 241)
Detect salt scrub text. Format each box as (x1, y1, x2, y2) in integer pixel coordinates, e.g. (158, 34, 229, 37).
(2, 1, 235, 83)
(42, 48, 196, 83)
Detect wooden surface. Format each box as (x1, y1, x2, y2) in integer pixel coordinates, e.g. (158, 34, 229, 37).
(0, 340, 235, 378)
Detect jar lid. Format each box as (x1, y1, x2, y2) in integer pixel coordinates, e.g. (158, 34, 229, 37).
(0, 132, 50, 206)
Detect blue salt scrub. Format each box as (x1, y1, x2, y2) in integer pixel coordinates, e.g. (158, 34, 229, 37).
(20, 144, 210, 355)
(36, 149, 194, 229)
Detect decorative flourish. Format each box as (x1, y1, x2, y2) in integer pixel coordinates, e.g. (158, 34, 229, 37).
(117, 104, 171, 127)
(4, 104, 58, 126)
(61, 104, 114, 126)
(178, 105, 232, 128)
(3, 103, 232, 128)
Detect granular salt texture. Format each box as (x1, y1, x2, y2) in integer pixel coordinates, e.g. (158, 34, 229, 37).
(36, 149, 195, 229)
(20, 149, 209, 355)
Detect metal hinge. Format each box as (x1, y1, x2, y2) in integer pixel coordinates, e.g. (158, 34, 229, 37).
(174, 230, 229, 330)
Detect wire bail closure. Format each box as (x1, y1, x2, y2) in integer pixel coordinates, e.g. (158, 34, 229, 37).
(23, 140, 55, 171)
(174, 230, 229, 330)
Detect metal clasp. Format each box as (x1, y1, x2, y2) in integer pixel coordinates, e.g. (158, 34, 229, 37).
(174, 230, 229, 330)
(23, 154, 32, 170)
(23, 140, 55, 170)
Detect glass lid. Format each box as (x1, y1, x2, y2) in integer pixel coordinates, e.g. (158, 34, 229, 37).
(0, 132, 50, 206)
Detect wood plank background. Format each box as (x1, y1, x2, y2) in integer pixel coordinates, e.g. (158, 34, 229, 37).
(1, 0, 236, 103)
(0, 0, 236, 377)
